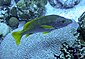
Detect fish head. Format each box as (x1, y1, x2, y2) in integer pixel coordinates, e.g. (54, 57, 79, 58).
(59, 18, 72, 25)
(54, 17, 72, 28)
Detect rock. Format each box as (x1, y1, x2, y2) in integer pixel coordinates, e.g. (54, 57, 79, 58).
(0, 20, 79, 59)
(8, 17, 19, 29)
(49, 0, 80, 8)
(0, 23, 10, 36)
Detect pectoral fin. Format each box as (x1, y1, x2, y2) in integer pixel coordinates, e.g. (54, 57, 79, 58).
(25, 33, 33, 37)
(43, 32, 49, 35)
(40, 25, 54, 29)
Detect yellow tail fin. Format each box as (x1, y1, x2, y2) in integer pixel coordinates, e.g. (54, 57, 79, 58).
(12, 31, 22, 45)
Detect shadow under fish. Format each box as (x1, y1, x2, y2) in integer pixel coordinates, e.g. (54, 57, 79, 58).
(12, 15, 72, 45)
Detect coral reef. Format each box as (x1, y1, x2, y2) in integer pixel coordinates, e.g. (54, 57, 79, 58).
(0, 0, 84, 59)
(15, 0, 20, 3)
(0, 0, 46, 30)
(54, 39, 85, 59)
(0, 23, 10, 44)
(10, 7, 17, 17)
(77, 12, 85, 41)
(0, 0, 11, 6)
(16, 0, 46, 21)
(48, 0, 80, 8)
(53, 12, 85, 59)
(0, 23, 10, 37)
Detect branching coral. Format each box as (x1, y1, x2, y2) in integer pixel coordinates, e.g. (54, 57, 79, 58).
(54, 40, 85, 59)
(77, 12, 85, 42)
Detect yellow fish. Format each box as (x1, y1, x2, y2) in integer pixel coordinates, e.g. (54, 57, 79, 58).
(12, 15, 72, 45)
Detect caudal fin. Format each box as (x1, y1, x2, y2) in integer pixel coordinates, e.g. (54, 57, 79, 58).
(12, 31, 22, 45)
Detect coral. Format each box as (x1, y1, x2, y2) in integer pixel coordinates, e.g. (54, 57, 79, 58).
(15, 0, 20, 3)
(77, 12, 85, 41)
(16, 0, 46, 21)
(0, 0, 11, 6)
(3, 0, 11, 6)
(0, 0, 47, 30)
(10, 7, 17, 17)
(53, 13, 85, 58)
(0, 23, 10, 37)
(54, 39, 85, 59)
(16, 0, 26, 9)
(48, 0, 80, 8)
(0, 15, 4, 19)
(19, 13, 29, 20)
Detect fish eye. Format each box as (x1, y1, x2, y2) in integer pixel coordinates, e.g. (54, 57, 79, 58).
(61, 20, 65, 23)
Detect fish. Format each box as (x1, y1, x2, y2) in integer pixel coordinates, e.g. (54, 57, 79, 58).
(12, 15, 72, 45)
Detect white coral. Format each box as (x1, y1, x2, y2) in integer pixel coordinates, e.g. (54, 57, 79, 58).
(0, 23, 10, 36)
